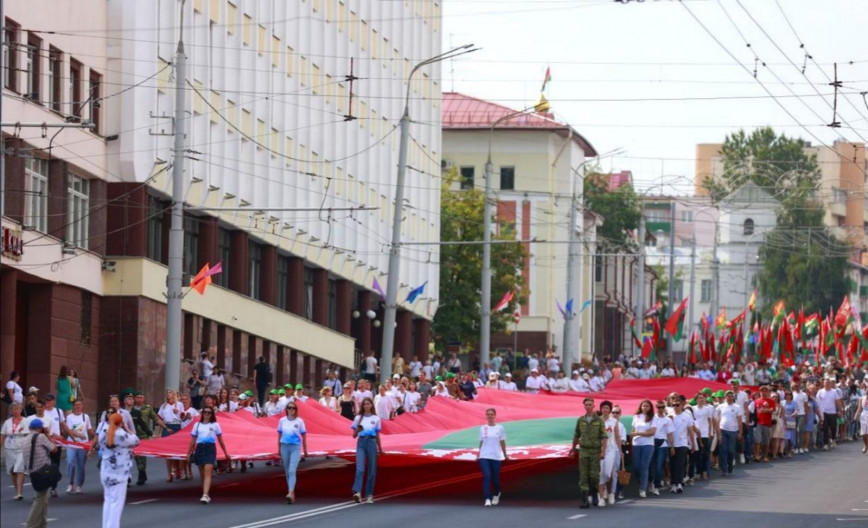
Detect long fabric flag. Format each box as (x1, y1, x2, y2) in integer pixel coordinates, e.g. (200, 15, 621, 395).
(372, 277, 386, 298)
(580, 299, 593, 313)
(556, 299, 566, 318)
(664, 297, 689, 342)
(541, 66, 552, 93)
(406, 281, 427, 303)
(492, 291, 514, 312)
(190, 261, 223, 295)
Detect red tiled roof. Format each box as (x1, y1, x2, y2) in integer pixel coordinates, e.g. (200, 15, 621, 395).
(606, 170, 633, 191)
(442, 92, 597, 156)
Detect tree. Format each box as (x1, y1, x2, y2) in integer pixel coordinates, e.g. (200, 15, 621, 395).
(703, 127, 849, 313)
(432, 170, 526, 350)
(583, 171, 642, 251)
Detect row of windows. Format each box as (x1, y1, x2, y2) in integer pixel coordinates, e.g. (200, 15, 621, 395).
(22, 157, 90, 248)
(3, 18, 101, 132)
(459, 166, 516, 191)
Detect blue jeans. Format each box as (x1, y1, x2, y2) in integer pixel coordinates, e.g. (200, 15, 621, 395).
(280, 443, 302, 493)
(479, 459, 502, 500)
(66, 448, 86, 487)
(632, 445, 654, 491)
(651, 445, 668, 488)
(353, 437, 378, 497)
(720, 430, 738, 474)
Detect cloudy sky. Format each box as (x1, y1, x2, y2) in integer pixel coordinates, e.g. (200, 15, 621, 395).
(441, 0, 868, 194)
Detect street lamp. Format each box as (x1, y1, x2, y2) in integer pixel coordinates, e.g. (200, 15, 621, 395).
(480, 98, 550, 368)
(380, 44, 479, 385)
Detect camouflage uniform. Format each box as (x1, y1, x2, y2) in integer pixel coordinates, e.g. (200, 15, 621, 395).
(574, 414, 607, 501)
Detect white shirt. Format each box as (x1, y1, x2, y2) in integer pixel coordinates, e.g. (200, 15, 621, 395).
(199, 358, 214, 378)
(319, 396, 339, 412)
(570, 378, 590, 392)
(264, 401, 283, 417)
(525, 375, 544, 393)
(5, 381, 23, 404)
(631, 415, 655, 447)
(698, 369, 715, 381)
(652, 414, 673, 446)
(792, 390, 808, 416)
(498, 380, 517, 391)
(660, 368, 676, 377)
(276, 417, 306, 445)
(547, 357, 560, 373)
(603, 416, 621, 453)
(478, 424, 506, 461)
(670, 412, 695, 448)
(374, 394, 396, 419)
(64, 412, 92, 442)
(191, 421, 222, 444)
(590, 376, 606, 392)
(550, 377, 570, 393)
(409, 361, 422, 378)
(816, 388, 841, 414)
(691, 404, 715, 438)
(42, 407, 64, 436)
(363, 356, 378, 375)
(158, 401, 185, 424)
(352, 414, 382, 437)
(422, 364, 434, 379)
(715, 402, 744, 432)
(404, 391, 421, 413)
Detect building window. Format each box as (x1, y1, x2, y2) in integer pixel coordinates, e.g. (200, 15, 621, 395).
(459, 166, 474, 190)
(303, 267, 314, 320)
(80, 291, 92, 345)
(89, 70, 101, 134)
(595, 253, 603, 283)
(216, 228, 231, 287)
(277, 255, 289, 310)
(248, 241, 261, 300)
(743, 218, 754, 236)
(69, 58, 82, 119)
(66, 174, 89, 248)
(146, 195, 164, 262)
(48, 47, 62, 112)
(25, 33, 40, 100)
(183, 216, 199, 280)
(700, 279, 712, 302)
(500, 166, 515, 190)
(24, 158, 48, 232)
(3, 19, 18, 92)
(327, 279, 336, 329)
(681, 210, 693, 223)
(673, 280, 684, 301)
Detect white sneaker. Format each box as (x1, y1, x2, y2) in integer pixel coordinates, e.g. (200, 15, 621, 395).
(739, 454, 746, 464)
(492, 493, 500, 506)
(74, 486, 83, 494)
(200, 494, 210, 504)
(598, 494, 606, 507)
(639, 490, 646, 498)
(823, 445, 829, 451)
(651, 487, 660, 496)
(366, 496, 374, 504)
(484, 499, 492, 507)
(608, 493, 615, 505)
(66, 485, 74, 493)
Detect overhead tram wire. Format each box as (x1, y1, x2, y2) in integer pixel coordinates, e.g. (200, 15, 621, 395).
(733, 0, 868, 144)
(677, 1, 868, 178)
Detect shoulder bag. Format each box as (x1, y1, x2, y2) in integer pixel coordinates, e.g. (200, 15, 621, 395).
(28, 435, 61, 492)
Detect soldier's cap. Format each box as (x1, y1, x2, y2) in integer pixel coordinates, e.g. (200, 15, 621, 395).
(134, 391, 144, 397)
(121, 388, 136, 398)
(702, 388, 712, 395)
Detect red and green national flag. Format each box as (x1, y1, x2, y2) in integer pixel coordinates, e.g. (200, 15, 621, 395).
(665, 298, 689, 342)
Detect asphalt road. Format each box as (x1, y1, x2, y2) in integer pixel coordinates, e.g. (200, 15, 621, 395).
(2, 441, 866, 528)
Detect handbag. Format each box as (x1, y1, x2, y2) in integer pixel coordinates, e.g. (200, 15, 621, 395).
(28, 435, 61, 492)
(617, 469, 632, 485)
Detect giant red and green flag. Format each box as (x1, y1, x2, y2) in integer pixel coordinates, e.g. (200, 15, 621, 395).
(665, 297, 689, 342)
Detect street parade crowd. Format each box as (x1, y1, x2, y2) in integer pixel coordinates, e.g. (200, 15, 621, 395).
(1, 346, 867, 526)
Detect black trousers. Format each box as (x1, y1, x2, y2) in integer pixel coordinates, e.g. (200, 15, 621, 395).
(822, 413, 837, 445)
(670, 447, 689, 486)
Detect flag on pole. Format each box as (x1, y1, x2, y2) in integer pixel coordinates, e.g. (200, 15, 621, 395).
(630, 315, 643, 350)
(564, 298, 574, 316)
(665, 297, 689, 342)
(541, 66, 552, 93)
(556, 299, 566, 318)
(580, 299, 593, 313)
(190, 261, 224, 295)
(492, 291, 514, 312)
(372, 277, 386, 298)
(644, 301, 662, 319)
(747, 290, 757, 312)
(406, 281, 427, 303)
(715, 307, 727, 330)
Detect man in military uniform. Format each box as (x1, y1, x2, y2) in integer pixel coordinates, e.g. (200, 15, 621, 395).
(127, 389, 165, 485)
(570, 397, 608, 509)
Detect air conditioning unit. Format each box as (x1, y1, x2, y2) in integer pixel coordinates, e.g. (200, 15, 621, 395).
(441, 159, 454, 171)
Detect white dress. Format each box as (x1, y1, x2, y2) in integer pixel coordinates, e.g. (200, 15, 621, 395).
(99, 428, 140, 528)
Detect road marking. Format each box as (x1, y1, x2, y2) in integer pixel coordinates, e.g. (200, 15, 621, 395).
(21, 519, 56, 525)
(228, 460, 543, 528)
(130, 498, 159, 505)
(619, 499, 634, 505)
(567, 514, 587, 519)
(851, 509, 868, 511)
(836, 519, 868, 522)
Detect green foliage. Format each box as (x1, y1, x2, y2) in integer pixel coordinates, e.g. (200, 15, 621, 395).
(706, 127, 850, 312)
(583, 171, 641, 251)
(432, 169, 526, 350)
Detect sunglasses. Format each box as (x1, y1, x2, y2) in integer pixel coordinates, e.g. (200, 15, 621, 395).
(287, 407, 298, 410)
(613, 411, 621, 415)
(202, 410, 213, 414)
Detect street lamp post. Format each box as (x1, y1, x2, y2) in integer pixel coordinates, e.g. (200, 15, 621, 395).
(480, 99, 550, 369)
(380, 45, 477, 385)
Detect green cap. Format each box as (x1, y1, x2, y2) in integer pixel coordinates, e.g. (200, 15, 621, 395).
(295, 384, 304, 390)
(278, 389, 286, 395)
(134, 391, 144, 397)
(120, 388, 136, 398)
(434, 376, 443, 381)
(284, 383, 293, 389)
(270, 389, 279, 395)
(702, 388, 712, 395)
(243, 390, 254, 397)
(446, 372, 456, 378)
(714, 390, 725, 398)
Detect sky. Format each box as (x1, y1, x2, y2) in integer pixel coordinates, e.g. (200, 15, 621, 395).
(441, 0, 868, 195)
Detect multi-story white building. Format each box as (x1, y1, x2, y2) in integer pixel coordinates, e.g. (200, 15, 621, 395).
(441, 92, 597, 368)
(3, 0, 443, 403)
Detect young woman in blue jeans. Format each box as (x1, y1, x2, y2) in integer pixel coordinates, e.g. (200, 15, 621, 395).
(629, 399, 657, 498)
(277, 402, 308, 504)
(351, 397, 383, 504)
(477, 408, 508, 507)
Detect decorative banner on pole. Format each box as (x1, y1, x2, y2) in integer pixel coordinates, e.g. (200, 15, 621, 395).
(580, 299, 593, 313)
(190, 261, 223, 295)
(372, 277, 386, 298)
(493, 291, 515, 312)
(406, 281, 427, 303)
